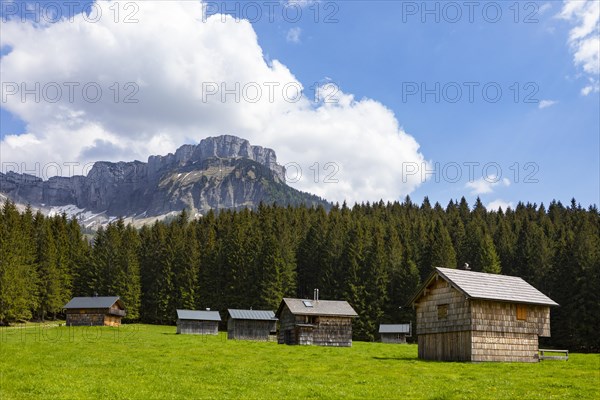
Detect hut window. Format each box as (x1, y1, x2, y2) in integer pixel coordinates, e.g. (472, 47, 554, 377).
(437, 304, 448, 320)
(516, 304, 527, 321)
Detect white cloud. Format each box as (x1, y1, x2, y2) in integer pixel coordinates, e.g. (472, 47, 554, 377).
(539, 3, 553, 15)
(558, 0, 600, 95)
(0, 1, 428, 205)
(486, 199, 514, 212)
(465, 177, 510, 195)
(286, 27, 302, 43)
(538, 99, 558, 109)
(581, 80, 600, 95)
(286, 0, 317, 7)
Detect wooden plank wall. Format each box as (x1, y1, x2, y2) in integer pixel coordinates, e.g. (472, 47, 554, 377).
(66, 313, 105, 326)
(227, 319, 272, 341)
(381, 333, 407, 344)
(69, 308, 109, 315)
(103, 315, 121, 327)
(177, 320, 219, 335)
(418, 331, 472, 361)
(278, 308, 297, 344)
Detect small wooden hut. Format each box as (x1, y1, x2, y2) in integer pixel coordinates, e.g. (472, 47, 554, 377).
(379, 323, 412, 344)
(176, 309, 221, 335)
(409, 267, 558, 362)
(276, 296, 358, 347)
(63, 296, 126, 327)
(227, 309, 277, 341)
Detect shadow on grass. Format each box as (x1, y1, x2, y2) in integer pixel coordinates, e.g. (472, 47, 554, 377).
(372, 357, 461, 364)
(372, 356, 420, 361)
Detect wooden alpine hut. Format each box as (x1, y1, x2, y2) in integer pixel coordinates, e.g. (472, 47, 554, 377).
(409, 267, 558, 362)
(227, 309, 277, 341)
(63, 296, 126, 327)
(276, 290, 358, 347)
(379, 323, 412, 344)
(176, 309, 221, 335)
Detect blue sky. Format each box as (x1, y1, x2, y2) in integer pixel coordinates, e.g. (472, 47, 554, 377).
(1, 0, 599, 208)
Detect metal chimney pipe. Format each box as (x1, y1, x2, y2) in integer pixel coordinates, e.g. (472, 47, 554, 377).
(314, 289, 317, 301)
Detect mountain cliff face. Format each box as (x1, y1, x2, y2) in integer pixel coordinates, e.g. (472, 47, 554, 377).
(0, 135, 328, 226)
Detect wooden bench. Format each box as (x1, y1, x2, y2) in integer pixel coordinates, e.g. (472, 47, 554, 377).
(539, 349, 569, 361)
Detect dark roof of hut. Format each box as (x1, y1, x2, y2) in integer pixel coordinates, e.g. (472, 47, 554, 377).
(276, 298, 358, 318)
(176, 310, 221, 321)
(63, 296, 124, 309)
(227, 309, 277, 320)
(379, 324, 411, 334)
(409, 267, 559, 307)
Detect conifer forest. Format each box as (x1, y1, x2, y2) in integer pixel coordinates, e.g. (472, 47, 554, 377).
(1, 198, 598, 351)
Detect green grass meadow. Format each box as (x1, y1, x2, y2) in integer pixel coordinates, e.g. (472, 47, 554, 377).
(1, 324, 598, 399)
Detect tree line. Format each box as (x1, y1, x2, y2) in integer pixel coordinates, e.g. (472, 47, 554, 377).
(0, 197, 598, 351)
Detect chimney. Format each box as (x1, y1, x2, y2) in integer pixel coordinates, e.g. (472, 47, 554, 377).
(206, 308, 210, 311)
(314, 288, 319, 302)
(462, 263, 471, 271)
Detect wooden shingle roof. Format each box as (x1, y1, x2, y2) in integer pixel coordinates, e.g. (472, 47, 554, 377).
(177, 309, 221, 321)
(379, 324, 411, 334)
(277, 298, 358, 318)
(63, 296, 123, 309)
(227, 309, 277, 320)
(410, 267, 558, 306)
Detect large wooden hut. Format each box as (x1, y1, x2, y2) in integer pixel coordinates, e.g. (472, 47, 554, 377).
(379, 323, 412, 344)
(227, 309, 277, 341)
(176, 309, 221, 335)
(276, 296, 358, 347)
(63, 296, 126, 327)
(409, 267, 558, 362)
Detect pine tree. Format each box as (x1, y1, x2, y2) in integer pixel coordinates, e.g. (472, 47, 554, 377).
(342, 220, 370, 340)
(425, 219, 457, 277)
(171, 221, 199, 311)
(196, 211, 220, 310)
(479, 233, 501, 274)
(360, 223, 389, 340)
(117, 224, 142, 320)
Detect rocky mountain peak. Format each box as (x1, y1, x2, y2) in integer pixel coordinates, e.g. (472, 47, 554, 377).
(147, 135, 285, 182)
(0, 135, 327, 228)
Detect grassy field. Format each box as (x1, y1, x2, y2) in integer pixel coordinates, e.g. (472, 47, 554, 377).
(1, 324, 598, 399)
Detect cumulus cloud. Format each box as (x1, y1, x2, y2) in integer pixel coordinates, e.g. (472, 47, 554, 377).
(0, 0, 427, 205)
(538, 99, 558, 109)
(465, 177, 510, 195)
(486, 199, 514, 212)
(286, 27, 302, 43)
(558, 0, 600, 95)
